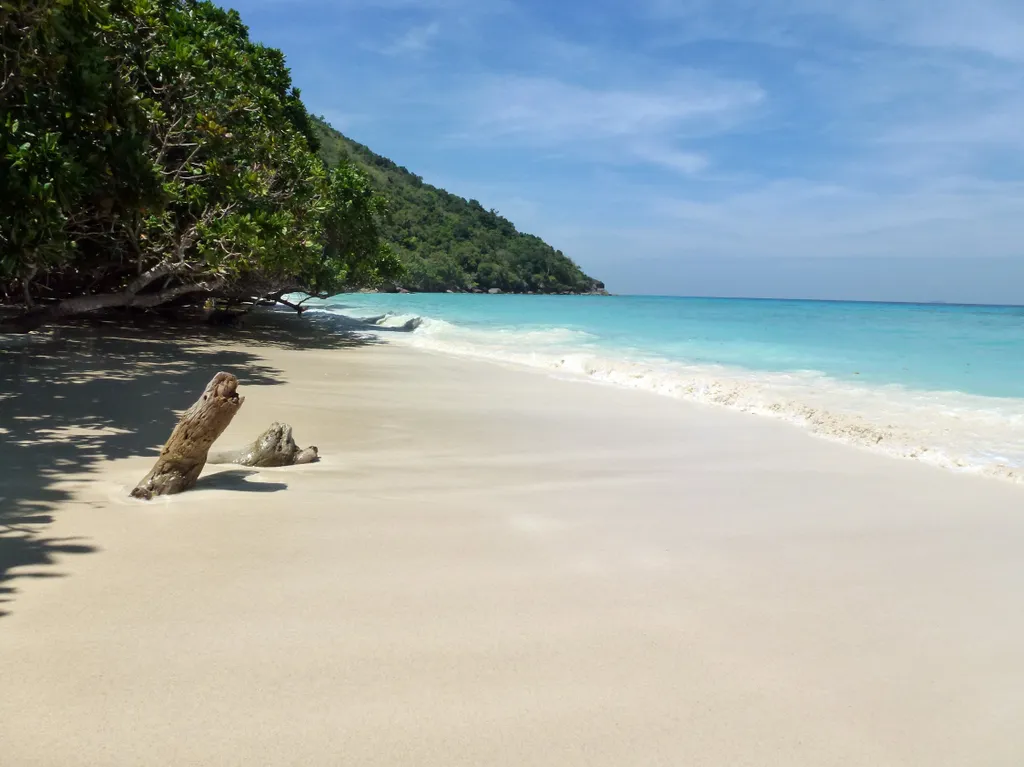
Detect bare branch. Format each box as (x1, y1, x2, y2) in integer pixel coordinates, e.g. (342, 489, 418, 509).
(21, 266, 38, 309)
(271, 293, 307, 314)
(125, 262, 187, 294)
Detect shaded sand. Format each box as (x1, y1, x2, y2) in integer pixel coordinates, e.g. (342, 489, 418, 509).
(3, 316, 1024, 766)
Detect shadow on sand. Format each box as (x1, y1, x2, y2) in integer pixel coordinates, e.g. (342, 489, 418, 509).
(193, 468, 289, 493)
(0, 309, 379, 618)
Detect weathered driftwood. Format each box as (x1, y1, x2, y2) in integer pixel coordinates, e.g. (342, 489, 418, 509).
(131, 372, 244, 500)
(208, 422, 319, 467)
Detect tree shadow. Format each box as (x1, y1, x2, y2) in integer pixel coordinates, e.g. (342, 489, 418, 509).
(0, 308, 379, 618)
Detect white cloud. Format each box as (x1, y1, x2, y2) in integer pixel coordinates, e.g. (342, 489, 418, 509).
(447, 74, 761, 174)
(647, 0, 1024, 61)
(835, 0, 1024, 61)
(876, 99, 1024, 149)
(644, 2, 1024, 182)
(630, 145, 710, 174)
(243, 0, 1024, 293)
(273, 0, 505, 9)
(381, 21, 440, 55)
(649, 177, 1024, 259)
(465, 75, 762, 142)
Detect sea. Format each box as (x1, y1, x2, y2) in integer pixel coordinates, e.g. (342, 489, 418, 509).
(303, 293, 1024, 482)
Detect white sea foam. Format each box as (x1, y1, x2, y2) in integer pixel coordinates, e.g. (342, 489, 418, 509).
(314, 306, 1024, 482)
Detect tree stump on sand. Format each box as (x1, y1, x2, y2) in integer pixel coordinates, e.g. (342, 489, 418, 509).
(208, 422, 318, 467)
(131, 372, 244, 499)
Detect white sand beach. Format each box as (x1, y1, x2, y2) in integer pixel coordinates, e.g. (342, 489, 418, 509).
(2, 319, 1024, 766)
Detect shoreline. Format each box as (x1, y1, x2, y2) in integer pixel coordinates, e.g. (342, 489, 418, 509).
(313, 305, 1024, 484)
(3, 323, 1024, 765)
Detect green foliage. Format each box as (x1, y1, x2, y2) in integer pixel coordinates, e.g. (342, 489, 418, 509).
(1, 0, 395, 317)
(314, 162, 403, 291)
(312, 119, 603, 294)
(0, 0, 160, 275)
(128, 0, 329, 284)
(1, 0, 598, 322)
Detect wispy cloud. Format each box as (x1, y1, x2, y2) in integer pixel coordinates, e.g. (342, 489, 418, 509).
(631, 145, 710, 174)
(831, 0, 1024, 61)
(448, 74, 762, 174)
(642, 2, 1024, 192)
(270, 0, 505, 9)
(463, 75, 763, 142)
(227, 0, 1024, 299)
(380, 21, 441, 55)
(650, 177, 1024, 260)
(646, 0, 1024, 61)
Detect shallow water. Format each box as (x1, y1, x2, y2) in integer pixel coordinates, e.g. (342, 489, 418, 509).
(304, 294, 1024, 480)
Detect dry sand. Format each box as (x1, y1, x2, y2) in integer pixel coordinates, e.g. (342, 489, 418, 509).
(2, 318, 1024, 766)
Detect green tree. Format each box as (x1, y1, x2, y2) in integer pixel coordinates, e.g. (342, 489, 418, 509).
(1, 0, 399, 327)
(311, 118, 604, 295)
(0, 0, 161, 285)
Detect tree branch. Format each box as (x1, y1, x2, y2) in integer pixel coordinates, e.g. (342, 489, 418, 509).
(21, 266, 38, 308)
(2, 278, 225, 332)
(268, 292, 307, 314)
(126, 261, 190, 294)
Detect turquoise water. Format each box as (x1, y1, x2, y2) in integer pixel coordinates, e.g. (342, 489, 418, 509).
(306, 294, 1024, 479)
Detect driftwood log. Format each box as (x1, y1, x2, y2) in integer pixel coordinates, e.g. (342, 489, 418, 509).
(208, 422, 319, 467)
(131, 372, 244, 499)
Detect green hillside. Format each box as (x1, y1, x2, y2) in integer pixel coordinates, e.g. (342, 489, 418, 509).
(312, 118, 604, 294)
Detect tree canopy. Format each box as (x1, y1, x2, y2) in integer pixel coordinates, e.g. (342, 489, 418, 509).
(1, 0, 602, 329)
(313, 119, 604, 295)
(1, 0, 399, 327)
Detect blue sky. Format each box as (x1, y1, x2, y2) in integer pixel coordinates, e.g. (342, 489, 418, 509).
(228, 0, 1024, 302)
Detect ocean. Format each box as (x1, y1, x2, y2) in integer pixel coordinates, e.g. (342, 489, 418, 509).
(304, 293, 1024, 481)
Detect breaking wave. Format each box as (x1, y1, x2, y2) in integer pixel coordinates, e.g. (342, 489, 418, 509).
(310, 305, 1024, 483)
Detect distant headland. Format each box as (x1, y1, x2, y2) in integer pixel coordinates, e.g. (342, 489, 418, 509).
(313, 119, 604, 296)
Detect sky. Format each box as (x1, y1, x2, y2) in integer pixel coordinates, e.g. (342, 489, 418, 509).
(227, 0, 1024, 302)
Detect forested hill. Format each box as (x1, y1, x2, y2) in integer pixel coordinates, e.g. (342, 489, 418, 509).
(312, 119, 605, 295)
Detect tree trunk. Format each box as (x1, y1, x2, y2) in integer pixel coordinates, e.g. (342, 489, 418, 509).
(2, 263, 223, 333)
(131, 372, 244, 499)
(208, 422, 318, 467)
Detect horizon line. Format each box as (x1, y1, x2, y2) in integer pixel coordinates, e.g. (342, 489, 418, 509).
(604, 294, 1024, 309)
